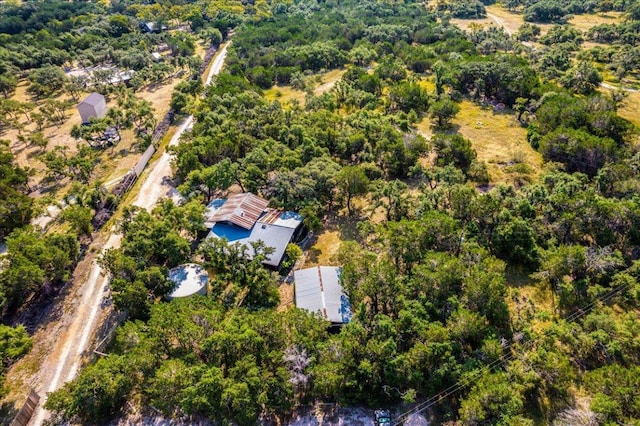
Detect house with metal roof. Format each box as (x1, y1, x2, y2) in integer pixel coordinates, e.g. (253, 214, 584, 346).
(294, 266, 352, 326)
(77, 92, 107, 124)
(206, 193, 304, 268)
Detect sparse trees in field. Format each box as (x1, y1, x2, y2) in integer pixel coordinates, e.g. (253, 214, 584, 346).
(0, 74, 17, 99)
(429, 97, 460, 129)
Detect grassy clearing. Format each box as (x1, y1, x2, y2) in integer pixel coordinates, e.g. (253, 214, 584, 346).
(418, 100, 542, 184)
(303, 210, 362, 268)
(264, 69, 346, 107)
(485, 5, 528, 36)
(615, 91, 640, 128)
(264, 86, 307, 105)
(304, 230, 342, 267)
(137, 75, 182, 123)
(568, 11, 624, 32)
(6, 74, 180, 201)
(456, 5, 623, 45)
(313, 68, 346, 95)
(449, 16, 494, 33)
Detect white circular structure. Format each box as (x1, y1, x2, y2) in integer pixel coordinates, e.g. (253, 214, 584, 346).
(166, 263, 209, 300)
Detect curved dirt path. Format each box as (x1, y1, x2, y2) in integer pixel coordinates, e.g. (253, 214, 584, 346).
(26, 43, 229, 426)
(600, 82, 639, 93)
(486, 12, 513, 36)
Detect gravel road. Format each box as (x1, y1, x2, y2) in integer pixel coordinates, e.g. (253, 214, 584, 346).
(26, 43, 229, 426)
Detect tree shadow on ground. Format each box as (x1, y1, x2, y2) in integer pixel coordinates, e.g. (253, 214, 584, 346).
(324, 208, 366, 243)
(305, 245, 322, 265)
(0, 400, 18, 426)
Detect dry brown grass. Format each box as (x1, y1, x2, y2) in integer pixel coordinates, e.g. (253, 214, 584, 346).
(449, 16, 494, 33)
(568, 11, 624, 32)
(277, 283, 295, 312)
(313, 68, 346, 95)
(6, 82, 177, 200)
(304, 230, 342, 268)
(455, 5, 624, 45)
(137, 75, 182, 123)
(264, 69, 346, 107)
(615, 91, 640, 128)
(485, 5, 528, 35)
(264, 86, 307, 106)
(418, 100, 542, 183)
(5, 64, 189, 201)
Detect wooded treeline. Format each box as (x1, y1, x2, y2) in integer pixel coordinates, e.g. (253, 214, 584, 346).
(29, 0, 640, 424)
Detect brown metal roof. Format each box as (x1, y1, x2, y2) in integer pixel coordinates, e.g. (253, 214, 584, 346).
(257, 209, 280, 225)
(210, 193, 268, 230)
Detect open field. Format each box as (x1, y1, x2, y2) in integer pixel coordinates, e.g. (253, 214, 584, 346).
(264, 86, 307, 105)
(313, 69, 346, 95)
(453, 5, 625, 54)
(418, 100, 542, 184)
(568, 11, 624, 32)
(264, 69, 346, 107)
(615, 90, 640, 128)
(5, 72, 183, 201)
(303, 210, 362, 268)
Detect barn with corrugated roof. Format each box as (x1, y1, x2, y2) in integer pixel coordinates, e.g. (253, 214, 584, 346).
(205, 193, 304, 268)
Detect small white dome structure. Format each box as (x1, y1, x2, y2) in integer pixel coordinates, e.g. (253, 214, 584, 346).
(166, 263, 209, 300)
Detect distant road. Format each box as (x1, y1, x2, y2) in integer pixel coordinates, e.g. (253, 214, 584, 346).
(133, 42, 229, 210)
(27, 42, 229, 426)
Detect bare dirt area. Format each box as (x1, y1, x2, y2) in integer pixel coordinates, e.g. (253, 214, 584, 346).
(313, 69, 346, 95)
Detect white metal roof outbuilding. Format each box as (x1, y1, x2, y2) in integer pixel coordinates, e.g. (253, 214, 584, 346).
(294, 266, 352, 325)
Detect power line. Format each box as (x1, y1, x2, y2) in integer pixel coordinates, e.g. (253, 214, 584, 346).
(391, 279, 633, 425)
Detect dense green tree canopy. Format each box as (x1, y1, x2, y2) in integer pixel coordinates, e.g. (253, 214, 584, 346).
(41, 0, 640, 425)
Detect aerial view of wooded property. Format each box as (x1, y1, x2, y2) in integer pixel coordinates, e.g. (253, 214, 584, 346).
(1, 0, 640, 424)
